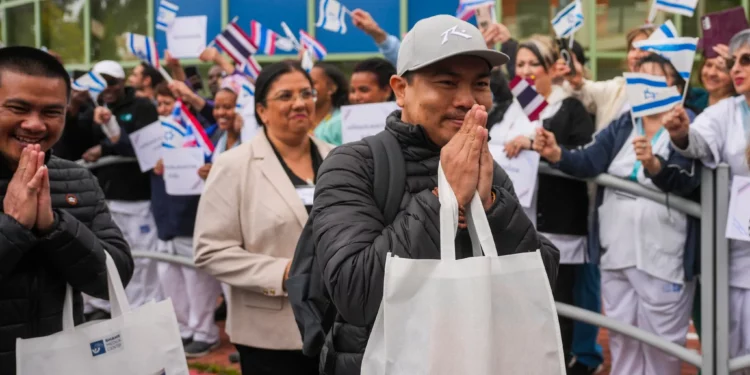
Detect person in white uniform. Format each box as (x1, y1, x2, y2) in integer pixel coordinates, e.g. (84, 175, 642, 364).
(665, 29, 750, 374)
(82, 61, 163, 319)
(535, 53, 703, 375)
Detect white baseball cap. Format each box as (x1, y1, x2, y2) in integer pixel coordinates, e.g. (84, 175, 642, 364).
(397, 15, 509, 76)
(92, 60, 125, 80)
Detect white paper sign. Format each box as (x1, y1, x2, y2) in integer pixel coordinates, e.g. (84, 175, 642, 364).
(488, 145, 540, 208)
(726, 175, 750, 242)
(129, 121, 163, 172)
(166, 16, 208, 59)
(341, 102, 400, 144)
(163, 147, 205, 196)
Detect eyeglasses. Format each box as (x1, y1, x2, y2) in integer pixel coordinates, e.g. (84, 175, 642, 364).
(728, 53, 750, 70)
(267, 89, 317, 103)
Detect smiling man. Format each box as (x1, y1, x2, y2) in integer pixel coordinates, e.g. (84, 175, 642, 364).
(306, 15, 559, 374)
(0, 46, 132, 374)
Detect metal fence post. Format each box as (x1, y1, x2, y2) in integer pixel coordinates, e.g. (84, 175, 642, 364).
(716, 164, 731, 375)
(701, 166, 715, 375)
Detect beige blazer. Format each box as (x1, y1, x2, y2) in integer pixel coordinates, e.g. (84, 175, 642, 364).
(193, 131, 332, 349)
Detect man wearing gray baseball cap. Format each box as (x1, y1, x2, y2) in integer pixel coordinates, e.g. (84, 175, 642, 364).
(306, 15, 559, 375)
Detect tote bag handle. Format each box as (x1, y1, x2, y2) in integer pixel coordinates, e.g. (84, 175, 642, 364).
(61, 251, 132, 331)
(437, 162, 499, 261)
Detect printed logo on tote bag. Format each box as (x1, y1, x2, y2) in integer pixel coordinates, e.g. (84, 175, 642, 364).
(89, 332, 124, 357)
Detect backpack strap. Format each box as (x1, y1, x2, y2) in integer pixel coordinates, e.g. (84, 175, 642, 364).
(363, 131, 406, 224)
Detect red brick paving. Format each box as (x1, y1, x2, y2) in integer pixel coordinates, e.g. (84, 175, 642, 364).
(190, 321, 701, 374)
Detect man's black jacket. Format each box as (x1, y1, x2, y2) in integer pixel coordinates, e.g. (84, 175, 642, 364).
(310, 111, 559, 374)
(0, 153, 133, 374)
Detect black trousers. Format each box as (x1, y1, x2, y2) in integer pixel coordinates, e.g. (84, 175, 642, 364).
(235, 344, 319, 375)
(554, 264, 577, 363)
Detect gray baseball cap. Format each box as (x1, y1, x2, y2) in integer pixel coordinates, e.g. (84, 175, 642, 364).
(397, 15, 509, 76)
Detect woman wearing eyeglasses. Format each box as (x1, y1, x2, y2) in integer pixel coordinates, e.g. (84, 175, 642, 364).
(666, 29, 750, 368)
(193, 61, 332, 374)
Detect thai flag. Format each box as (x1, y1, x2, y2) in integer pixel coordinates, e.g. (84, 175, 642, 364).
(509, 76, 548, 122)
(299, 30, 327, 60)
(649, 20, 678, 41)
(238, 55, 262, 80)
(654, 0, 698, 18)
(551, 1, 584, 39)
(250, 20, 277, 55)
(171, 100, 214, 158)
(456, 0, 494, 21)
(213, 22, 257, 66)
(624, 72, 683, 117)
(125, 33, 160, 68)
(72, 71, 107, 102)
(634, 37, 698, 80)
(156, 0, 179, 32)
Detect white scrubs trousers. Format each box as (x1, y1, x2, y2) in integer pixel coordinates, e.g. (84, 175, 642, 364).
(602, 267, 695, 375)
(85, 200, 163, 312)
(158, 236, 221, 343)
(731, 287, 750, 375)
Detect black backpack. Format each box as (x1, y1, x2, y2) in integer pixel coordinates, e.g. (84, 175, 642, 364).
(287, 130, 406, 357)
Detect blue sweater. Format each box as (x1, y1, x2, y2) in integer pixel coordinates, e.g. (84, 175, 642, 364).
(552, 111, 702, 281)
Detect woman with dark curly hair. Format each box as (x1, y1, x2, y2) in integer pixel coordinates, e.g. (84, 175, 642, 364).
(310, 62, 349, 145)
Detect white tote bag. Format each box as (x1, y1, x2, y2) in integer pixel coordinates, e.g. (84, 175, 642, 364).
(16, 252, 189, 375)
(361, 162, 566, 375)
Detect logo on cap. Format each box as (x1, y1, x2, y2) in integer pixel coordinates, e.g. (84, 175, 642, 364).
(441, 25, 472, 45)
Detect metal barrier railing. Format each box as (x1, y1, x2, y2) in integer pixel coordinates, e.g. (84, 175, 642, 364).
(96, 156, 732, 374)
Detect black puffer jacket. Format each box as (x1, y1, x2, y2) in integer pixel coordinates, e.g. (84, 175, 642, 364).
(311, 112, 560, 375)
(0, 153, 133, 375)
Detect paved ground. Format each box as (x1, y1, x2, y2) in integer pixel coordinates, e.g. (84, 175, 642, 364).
(187, 321, 702, 374)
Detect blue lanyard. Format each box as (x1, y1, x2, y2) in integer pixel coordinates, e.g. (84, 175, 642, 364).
(740, 100, 750, 140)
(629, 118, 665, 182)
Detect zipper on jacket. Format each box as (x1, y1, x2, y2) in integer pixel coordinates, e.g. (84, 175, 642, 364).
(28, 270, 41, 337)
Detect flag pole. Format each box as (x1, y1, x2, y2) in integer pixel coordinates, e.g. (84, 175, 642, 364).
(647, 0, 658, 24)
(680, 74, 690, 106)
(158, 65, 174, 83)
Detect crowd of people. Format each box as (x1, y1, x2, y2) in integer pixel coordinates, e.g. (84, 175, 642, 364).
(1, 5, 750, 375)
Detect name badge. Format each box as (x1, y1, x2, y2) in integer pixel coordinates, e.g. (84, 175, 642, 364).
(296, 186, 315, 206)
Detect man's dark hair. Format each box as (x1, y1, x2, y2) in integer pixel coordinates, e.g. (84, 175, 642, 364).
(140, 62, 165, 88)
(353, 58, 396, 97)
(0, 46, 71, 99)
(313, 62, 349, 108)
(254, 61, 314, 126)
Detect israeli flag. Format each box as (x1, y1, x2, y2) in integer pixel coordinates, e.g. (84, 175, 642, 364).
(72, 71, 107, 102)
(649, 20, 678, 41)
(654, 0, 698, 18)
(156, 0, 179, 32)
(125, 32, 160, 68)
(551, 1, 584, 39)
(316, 0, 348, 34)
(624, 72, 683, 117)
(634, 37, 698, 80)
